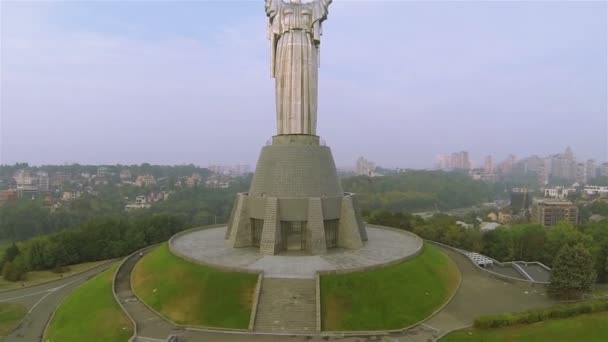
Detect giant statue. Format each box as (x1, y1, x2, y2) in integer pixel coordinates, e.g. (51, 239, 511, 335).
(225, 0, 367, 256)
(265, 0, 332, 135)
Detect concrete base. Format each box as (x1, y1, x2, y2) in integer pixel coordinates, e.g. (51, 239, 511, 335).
(173, 225, 423, 279)
(225, 135, 367, 255)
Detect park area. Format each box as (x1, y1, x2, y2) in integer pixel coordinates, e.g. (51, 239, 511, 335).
(44, 264, 133, 342)
(132, 243, 258, 329)
(441, 312, 608, 342)
(321, 243, 460, 331)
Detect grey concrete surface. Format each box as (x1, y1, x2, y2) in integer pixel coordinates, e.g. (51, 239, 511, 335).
(0, 261, 115, 342)
(171, 226, 422, 279)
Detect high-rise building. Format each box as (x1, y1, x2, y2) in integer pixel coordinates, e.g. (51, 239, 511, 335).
(531, 199, 578, 227)
(575, 163, 587, 184)
(510, 188, 531, 213)
(484, 156, 494, 173)
(355, 157, 376, 176)
(601, 163, 608, 178)
(37, 171, 50, 191)
(586, 159, 597, 181)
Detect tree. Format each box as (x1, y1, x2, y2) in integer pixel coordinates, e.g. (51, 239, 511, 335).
(2, 257, 27, 282)
(3, 243, 20, 264)
(549, 243, 597, 299)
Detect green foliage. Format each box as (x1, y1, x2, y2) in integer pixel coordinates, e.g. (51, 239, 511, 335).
(11, 214, 185, 275)
(408, 215, 483, 252)
(0, 303, 27, 336)
(549, 244, 597, 299)
(342, 171, 496, 212)
(473, 300, 608, 329)
(1, 258, 27, 282)
(45, 264, 133, 342)
(443, 312, 608, 342)
(321, 243, 460, 330)
(3, 243, 20, 263)
(365, 210, 424, 231)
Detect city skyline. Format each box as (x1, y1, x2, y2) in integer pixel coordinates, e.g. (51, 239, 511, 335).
(2, 1, 607, 168)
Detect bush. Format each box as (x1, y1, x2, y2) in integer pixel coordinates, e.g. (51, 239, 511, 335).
(2, 258, 27, 282)
(473, 301, 608, 329)
(549, 243, 597, 299)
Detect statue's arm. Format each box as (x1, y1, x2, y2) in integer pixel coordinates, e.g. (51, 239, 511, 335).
(265, 0, 283, 77)
(311, 0, 332, 45)
(265, 0, 282, 19)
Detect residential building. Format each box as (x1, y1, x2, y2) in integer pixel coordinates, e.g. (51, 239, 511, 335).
(437, 151, 471, 170)
(584, 186, 608, 196)
(0, 190, 18, 205)
(544, 186, 576, 199)
(600, 163, 608, 178)
(97, 166, 111, 178)
(135, 174, 157, 187)
(498, 209, 512, 224)
(13, 169, 34, 187)
(37, 172, 50, 191)
(586, 159, 597, 181)
(484, 156, 494, 174)
(62, 191, 82, 201)
(125, 195, 151, 211)
(531, 199, 578, 227)
(510, 188, 531, 212)
(575, 163, 587, 184)
(355, 157, 376, 176)
(120, 169, 132, 181)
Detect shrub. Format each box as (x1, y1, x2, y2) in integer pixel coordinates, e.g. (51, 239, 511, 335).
(473, 300, 608, 329)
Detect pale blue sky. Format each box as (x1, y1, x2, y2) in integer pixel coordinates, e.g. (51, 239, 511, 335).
(1, 0, 606, 169)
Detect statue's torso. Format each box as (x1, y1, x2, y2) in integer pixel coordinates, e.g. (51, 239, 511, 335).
(280, 4, 312, 33)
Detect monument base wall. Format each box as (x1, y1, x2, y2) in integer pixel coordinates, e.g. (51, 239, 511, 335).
(225, 135, 368, 255)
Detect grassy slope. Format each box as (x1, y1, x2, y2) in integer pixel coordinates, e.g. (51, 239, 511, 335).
(321, 243, 460, 331)
(0, 303, 26, 337)
(45, 264, 132, 342)
(0, 260, 110, 290)
(132, 244, 258, 329)
(441, 312, 608, 342)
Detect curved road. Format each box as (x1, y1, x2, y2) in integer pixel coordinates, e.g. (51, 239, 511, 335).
(0, 261, 115, 342)
(116, 245, 556, 342)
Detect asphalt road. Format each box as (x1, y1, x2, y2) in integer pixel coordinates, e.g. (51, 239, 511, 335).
(0, 261, 115, 342)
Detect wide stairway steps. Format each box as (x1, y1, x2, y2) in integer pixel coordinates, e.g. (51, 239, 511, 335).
(253, 278, 317, 333)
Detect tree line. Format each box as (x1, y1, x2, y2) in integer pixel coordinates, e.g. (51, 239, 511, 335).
(343, 171, 505, 212)
(2, 214, 184, 281)
(366, 210, 608, 298)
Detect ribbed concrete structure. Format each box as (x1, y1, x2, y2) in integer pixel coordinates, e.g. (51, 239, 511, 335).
(225, 135, 367, 255)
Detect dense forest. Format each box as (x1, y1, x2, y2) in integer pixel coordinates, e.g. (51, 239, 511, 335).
(342, 170, 502, 212)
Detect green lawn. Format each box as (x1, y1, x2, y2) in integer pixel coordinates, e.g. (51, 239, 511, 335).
(0, 260, 110, 290)
(0, 303, 26, 337)
(441, 312, 608, 342)
(132, 243, 258, 329)
(44, 263, 133, 342)
(321, 243, 460, 331)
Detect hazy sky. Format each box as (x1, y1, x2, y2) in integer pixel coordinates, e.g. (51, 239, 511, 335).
(1, 0, 607, 169)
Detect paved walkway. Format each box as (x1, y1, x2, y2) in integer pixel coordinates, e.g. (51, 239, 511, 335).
(0, 261, 115, 342)
(114, 247, 183, 340)
(117, 244, 557, 342)
(171, 226, 422, 279)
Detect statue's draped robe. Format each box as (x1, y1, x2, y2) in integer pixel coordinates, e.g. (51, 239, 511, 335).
(266, 0, 331, 135)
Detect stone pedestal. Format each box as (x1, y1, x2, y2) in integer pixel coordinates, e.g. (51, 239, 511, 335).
(225, 135, 367, 255)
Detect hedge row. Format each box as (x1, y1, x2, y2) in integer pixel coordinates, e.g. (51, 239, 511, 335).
(474, 300, 608, 329)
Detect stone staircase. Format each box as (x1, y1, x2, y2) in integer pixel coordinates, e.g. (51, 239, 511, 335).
(253, 278, 317, 333)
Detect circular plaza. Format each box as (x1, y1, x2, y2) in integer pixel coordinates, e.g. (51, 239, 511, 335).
(169, 224, 423, 279)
